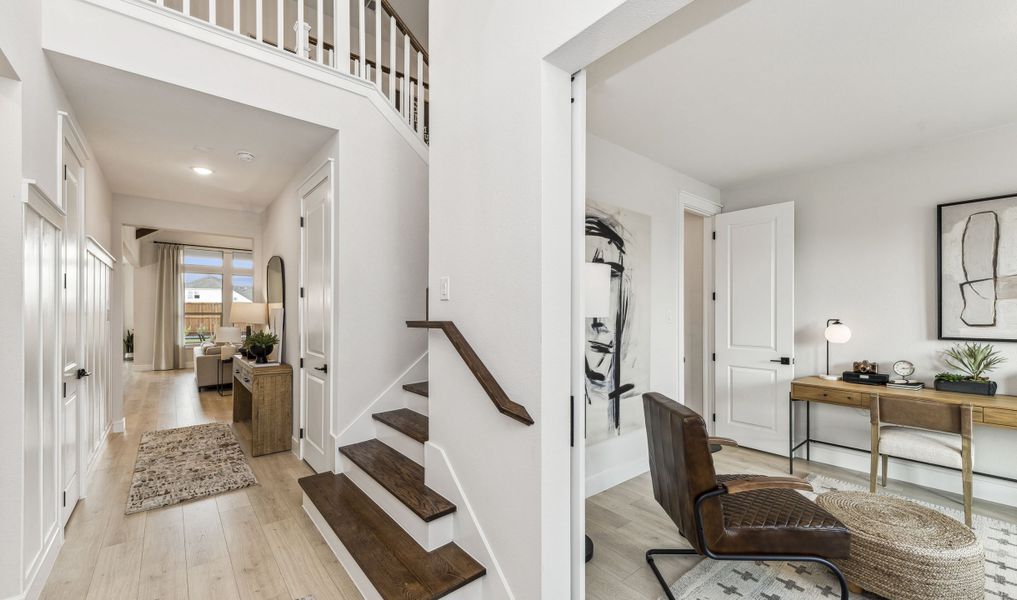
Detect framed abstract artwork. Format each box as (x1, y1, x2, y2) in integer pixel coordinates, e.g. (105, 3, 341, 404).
(938, 193, 1017, 341)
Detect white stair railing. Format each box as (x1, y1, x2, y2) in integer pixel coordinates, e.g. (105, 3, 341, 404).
(144, 0, 429, 143)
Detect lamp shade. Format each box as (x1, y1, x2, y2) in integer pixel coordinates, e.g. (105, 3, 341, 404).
(230, 302, 268, 325)
(584, 262, 612, 319)
(216, 326, 243, 345)
(825, 321, 852, 344)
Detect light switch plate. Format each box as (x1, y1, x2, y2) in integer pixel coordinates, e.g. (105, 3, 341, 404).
(440, 276, 450, 301)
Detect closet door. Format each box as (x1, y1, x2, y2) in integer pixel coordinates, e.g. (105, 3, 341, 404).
(84, 241, 114, 469)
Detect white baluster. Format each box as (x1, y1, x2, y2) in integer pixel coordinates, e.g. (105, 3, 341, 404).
(416, 50, 424, 133)
(316, 0, 324, 63)
(294, 21, 311, 58)
(334, 0, 350, 73)
(388, 15, 396, 104)
(277, 0, 284, 48)
(297, 0, 305, 56)
(233, 0, 240, 33)
(181, 0, 189, 15)
(208, 0, 216, 25)
(374, 0, 381, 88)
(156, 0, 164, 6)
(255, 0, 263, 41)
(358, 0, 366, 78)
(402, 31, 410, 119)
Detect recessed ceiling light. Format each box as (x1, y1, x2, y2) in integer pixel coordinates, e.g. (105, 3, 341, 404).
(236, 150, 256, 162)
(190, 166, 214, 176)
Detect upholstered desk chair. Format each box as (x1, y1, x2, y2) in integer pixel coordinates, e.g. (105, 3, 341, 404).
(642, 392, 851, 600)
(869, 396, 973, 526)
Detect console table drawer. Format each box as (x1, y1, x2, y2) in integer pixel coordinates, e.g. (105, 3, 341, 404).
(234, 360, 253, 391)
(984, 408, 1017, 428)
(791, 384, 861, 406)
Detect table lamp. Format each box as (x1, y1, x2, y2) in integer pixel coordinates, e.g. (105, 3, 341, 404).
(216, 326, 243, 345)
(822, 318, 852, 380)
(230, 302, 268, 337)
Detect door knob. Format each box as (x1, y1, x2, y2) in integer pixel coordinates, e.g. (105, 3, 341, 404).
(770, 357, 792, 365)
(76, 368, 92, 378)
(314, 364, 328, 374)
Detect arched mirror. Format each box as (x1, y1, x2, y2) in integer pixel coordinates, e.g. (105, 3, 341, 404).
(266, 256, 285, 362)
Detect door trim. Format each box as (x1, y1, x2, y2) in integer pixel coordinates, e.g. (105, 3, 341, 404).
(298, 159, 335, 472)
(676, 191, 722, 432)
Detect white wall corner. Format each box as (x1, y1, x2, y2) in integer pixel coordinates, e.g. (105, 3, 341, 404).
(334, 353, 428, 451)
(424, 442, 516, 600)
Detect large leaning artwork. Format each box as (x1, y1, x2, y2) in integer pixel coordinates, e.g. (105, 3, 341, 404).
(585, 202, 651, 443)
(939, 193, 1017, 341)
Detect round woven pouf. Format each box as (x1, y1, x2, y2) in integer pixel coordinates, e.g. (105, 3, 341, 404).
(816, 491, 984, 600)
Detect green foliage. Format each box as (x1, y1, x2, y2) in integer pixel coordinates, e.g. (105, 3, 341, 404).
(244, 331, 279, 348)
(939, 342, 1006, 382)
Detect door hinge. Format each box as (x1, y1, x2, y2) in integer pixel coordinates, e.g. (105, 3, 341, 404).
(712, 231, 716, 240)
(62, 382, 66, 398)
(569, 395, 574, 448)
(63, 273, 67, 289)
(299, 357, 304, 368)
(299, 216, 304, 227)
(63, 165, 67, 181)
(712, 353, 716, 362)
(62, 491, 66, 507)
(712, 292, 716, 301)
(300, 287, 304, 298)
(712, 413, 716, 423)
(299, 428, 304, 439)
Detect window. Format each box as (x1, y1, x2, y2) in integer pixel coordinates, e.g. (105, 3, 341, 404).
(180, 245, 254, 346)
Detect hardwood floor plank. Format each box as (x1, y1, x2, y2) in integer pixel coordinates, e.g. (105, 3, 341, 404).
(84, 539, 144, 600)
(262, 517, 346, 600)
(219, 505, 290, 600)
(138, 507, 188, 600)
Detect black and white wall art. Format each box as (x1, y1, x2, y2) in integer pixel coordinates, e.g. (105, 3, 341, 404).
(939, 193, 1017, 341)
(585, 202, 651, 443)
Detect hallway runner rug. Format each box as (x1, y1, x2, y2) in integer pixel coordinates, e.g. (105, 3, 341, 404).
(126, 422, 258, 514)
(665, 474, 1017, 599)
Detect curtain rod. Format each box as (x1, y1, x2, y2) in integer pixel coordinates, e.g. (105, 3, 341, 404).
(153, 240, 253, 253)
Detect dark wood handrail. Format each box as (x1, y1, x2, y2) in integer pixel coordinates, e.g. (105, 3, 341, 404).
(407, 321, 534, 426)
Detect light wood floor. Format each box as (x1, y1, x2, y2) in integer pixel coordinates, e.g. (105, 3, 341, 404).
(40, 368, 363, 600)
(585, 443, 1017, 600)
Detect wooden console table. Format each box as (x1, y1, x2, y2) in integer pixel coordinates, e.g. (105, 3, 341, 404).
(232, 356, 293, 456)
(789, 376, 1017, 482)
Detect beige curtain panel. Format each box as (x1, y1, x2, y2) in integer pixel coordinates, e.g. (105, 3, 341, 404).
(152, 243, 183, 371)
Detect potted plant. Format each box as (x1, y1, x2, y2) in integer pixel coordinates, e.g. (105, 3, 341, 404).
(934, 342, 1006, 396)
(123, 329, 134, 361)
(243, 331, 279, 364)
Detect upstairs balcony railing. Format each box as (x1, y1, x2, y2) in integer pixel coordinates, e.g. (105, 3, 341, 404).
(149, 0, 429, 143)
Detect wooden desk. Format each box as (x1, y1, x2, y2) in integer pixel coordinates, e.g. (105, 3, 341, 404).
(232, 357, 293, 456)
(789, 376, 1017, 481)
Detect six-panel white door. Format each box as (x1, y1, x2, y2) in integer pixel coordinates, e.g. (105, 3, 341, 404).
(714, 202, 795, 456)
(300, 163, 333, 473)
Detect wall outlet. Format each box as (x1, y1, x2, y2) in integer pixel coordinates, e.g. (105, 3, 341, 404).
(440, 276, 450, 301)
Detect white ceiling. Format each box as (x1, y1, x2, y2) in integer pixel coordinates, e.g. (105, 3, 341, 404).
(587, 0, 1017, 189)
(49, 54, 335, 212)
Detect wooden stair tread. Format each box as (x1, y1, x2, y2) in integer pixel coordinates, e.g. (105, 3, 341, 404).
(299, 473, 485, 600)
(374, 408, 429, 443)
(339, 439, 455, 521)
(403, 381, 429, 397)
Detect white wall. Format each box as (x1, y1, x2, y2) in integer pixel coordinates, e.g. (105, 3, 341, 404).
(1, 2, 113, 595)
(260, 121, 427, 453)
(683, 211, 705, 415)
(428, 1, 697, 596)
(722, 122, 1017, 504)
(583, 134, 718, 496)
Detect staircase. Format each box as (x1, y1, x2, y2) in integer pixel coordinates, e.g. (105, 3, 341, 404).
(299, 321, 533, 599)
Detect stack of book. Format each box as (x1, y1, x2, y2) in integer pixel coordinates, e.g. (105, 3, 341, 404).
(886, 380, 925, 391)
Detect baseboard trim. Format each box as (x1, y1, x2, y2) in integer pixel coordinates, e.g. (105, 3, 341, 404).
(132, 363, 153, 372)
(112, 417, 126, 433)
(22, 527, 63, 600)
(585, 455, 649, 498)
(808, 443, 1017, 508)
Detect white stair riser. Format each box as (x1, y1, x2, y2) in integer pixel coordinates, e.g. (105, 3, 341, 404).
(405, 391, 428, 416)
(341, 458, 454, 551)
(376, 420, 425, 466)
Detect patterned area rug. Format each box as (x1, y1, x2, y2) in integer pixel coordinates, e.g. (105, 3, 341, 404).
(667, 474, 1017, 599)
(126, 423, 257, 514)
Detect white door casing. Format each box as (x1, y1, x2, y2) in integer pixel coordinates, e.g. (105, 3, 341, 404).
(299, 162, 334, 473)
(714, 201, 794, 456)
(60, 138, 85, 524)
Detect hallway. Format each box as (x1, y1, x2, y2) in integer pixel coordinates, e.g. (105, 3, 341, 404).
(40, 369, 363, 600)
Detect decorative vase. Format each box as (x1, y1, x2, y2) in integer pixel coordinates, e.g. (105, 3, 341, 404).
(249, 344, 273, 364)
(934, 379, 997, 396)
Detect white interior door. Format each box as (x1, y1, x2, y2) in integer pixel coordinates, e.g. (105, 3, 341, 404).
(61, 141, 84, 523)
(714, 201, 794, 455)
(300, 164, 333, 473)
(84, 242, 113, 471)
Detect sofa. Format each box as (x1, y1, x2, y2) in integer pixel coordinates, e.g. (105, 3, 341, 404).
(193, 343, 237, 390)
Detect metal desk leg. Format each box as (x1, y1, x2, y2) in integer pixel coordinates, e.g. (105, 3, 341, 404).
(789, 393, 795, 474)
(806, 401, 811, 461)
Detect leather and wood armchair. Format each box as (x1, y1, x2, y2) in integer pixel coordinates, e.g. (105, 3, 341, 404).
(642, 392, 852, 600)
